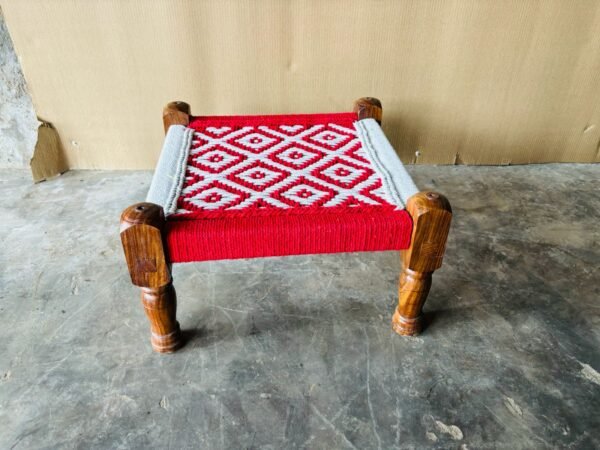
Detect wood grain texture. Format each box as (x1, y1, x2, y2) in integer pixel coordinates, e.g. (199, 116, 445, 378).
(163, 101, 190, 133)
(354, 97, 382, 124)
(120, 203, 170, 288)
(141, 284, 181, 353)
(393, 191, 452, 336)
(120, 202, 182, 352)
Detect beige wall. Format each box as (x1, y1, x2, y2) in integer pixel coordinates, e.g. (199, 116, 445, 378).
(3, 0, 600, 169)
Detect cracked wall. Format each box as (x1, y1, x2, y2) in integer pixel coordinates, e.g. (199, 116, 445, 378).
(0, 8, 38, 168)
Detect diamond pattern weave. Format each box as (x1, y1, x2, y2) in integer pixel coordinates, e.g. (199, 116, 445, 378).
(174, 113, 394, 218)
(164, 112, 413, 262)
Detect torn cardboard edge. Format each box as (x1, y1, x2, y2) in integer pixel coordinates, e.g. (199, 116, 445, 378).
(30, 119, 69, 183)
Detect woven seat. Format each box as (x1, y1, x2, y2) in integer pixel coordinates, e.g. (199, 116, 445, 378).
(146, 112, 418, 262)
(120, 98, 452, 352)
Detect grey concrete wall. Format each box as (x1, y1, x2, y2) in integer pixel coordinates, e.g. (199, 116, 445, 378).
(0, 8, 37, 168)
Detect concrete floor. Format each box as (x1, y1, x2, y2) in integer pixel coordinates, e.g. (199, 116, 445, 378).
(1, 165, 599, 449)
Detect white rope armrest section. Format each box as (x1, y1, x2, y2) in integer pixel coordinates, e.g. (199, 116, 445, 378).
(354, 119, 418, 208)
(146, 125, 194, 215)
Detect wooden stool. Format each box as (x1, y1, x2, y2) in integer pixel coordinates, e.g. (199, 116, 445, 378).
(120, 98, 452, 352)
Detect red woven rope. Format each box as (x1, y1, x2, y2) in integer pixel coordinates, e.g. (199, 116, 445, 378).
(189, 112, 358, 128)
(167, 208, 412, 262)
(166, 112, 413, 262)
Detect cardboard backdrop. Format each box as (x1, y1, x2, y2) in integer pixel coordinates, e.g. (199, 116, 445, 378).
(3, 0, 600, 169)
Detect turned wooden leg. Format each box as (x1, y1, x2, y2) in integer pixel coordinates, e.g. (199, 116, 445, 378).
(392, 192, 452, 336)
(141, 284, 180, 352)
(353, 97, 383, 124)
(120, 202, 182, 352)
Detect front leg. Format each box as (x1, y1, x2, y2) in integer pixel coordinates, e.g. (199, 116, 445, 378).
(120, 203, 182, 352)
(393, 192, 452, 335)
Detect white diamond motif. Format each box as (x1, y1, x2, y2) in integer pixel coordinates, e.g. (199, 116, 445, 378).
(189, 187, 241, 210)
(276, 146, 317, 166)
(236, 166, 283, 188)
(369, 184, 388, 202)
(194, 149, 238, 171)
(206, 126, 231, 135)
(347, 146, 369, 162)
(281, 184, 329, 206)
(235, 132, 277, 151)
(321, 162, 365, 183)
(280, 125, 304, 133)
(309, 130, 348, 147)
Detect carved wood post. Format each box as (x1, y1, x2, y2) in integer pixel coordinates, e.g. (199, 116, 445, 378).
(353, 97, 383, 124)
(392, 192, 452, 335)
(162, 101, 190, 133)
(120, 202, 182, 352)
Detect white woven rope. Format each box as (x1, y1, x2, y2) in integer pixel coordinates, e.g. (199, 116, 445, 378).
(146, 125, 194, 215)
(354, 119, 418, 208)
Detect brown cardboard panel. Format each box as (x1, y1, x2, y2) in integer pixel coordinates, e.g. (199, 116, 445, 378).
(30, 121, 69, 182)
(3, 0, 600, 169)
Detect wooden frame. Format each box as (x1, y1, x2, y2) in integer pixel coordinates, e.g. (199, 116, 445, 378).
(120, 98, 451, 352)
